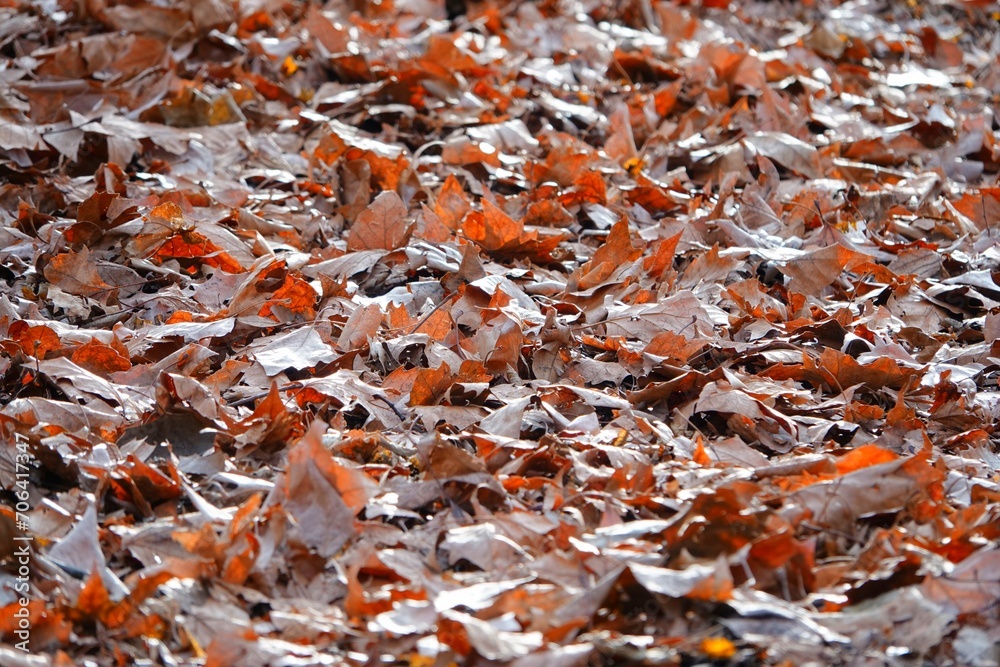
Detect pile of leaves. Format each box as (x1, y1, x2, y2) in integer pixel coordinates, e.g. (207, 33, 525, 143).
(2, 0, 1000, 664)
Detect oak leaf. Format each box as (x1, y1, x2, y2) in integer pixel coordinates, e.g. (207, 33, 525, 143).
(10, 322, 61, 359)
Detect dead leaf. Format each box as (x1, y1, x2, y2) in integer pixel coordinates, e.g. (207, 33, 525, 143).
(781, 244, 870, 296)
(576, 217, 644, 290)
(464, 200, 566, 263)
(43, 248, 112, 300)
(276, 421, 377, 557)
(347, 190, 411, 251)
(252, 327, 337, 376)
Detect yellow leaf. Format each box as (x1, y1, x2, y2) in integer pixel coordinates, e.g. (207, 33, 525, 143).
(701, 636, 737, 659)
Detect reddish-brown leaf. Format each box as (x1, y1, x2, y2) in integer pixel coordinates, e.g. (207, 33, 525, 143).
(153, 231, 244, 274)
(71, 339, 132, 375)
(463, 200, 566, 262)
(576, 217, 644, 290)
(346, 190, 411, 251)
(43, 247, 112, 299)
(10, 322, 62, 359)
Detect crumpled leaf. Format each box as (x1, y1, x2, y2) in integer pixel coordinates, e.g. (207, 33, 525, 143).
(464, 200, 567, 262)
(272, 421, 377, 558)
(43, 247, 112, 300)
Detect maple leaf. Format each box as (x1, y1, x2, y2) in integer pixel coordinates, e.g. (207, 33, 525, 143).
(435, 174, 472, 230)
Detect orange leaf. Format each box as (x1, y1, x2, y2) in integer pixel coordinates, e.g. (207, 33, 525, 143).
(222, 532, 259, 585)
(524, 198, 574, 228)
(408, 365, 453, 407)
(259, 273, 317, 319)
(148, 200, 186, 226)
(166, 311, 195, 324)
(76, 570, 110, 617)
(645, 331, 705, 364)
(680, 244, 741, 288)
(818, 348, 914, 391)
(435, 173, 471, 230)
(71, 339, 132, 375)
(154, 231, 243, 274)
(693, 436, 712, 466)
(43, 247, 112, 299)
(835, 444, 898, 475)
(560, 169, 606, 207)
(464, 200, 565, 262)
(643, 231, 683, 277)
(234, 382, 303, 453)
(382, 366, 419, 399)
(10, 321, 61, 359)
(605, 103, 638, 164)
(414, 308, 454, 341)
(576, 217, 644, 290)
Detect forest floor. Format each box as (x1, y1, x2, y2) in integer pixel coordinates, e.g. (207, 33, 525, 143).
(2, 0, 1000, 665)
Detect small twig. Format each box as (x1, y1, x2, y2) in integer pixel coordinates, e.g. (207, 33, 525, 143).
(404, 290, 457, 336)
(228, 382, 303, 407)
(982, 191, 992, 236)
(374, 394, 406, 422)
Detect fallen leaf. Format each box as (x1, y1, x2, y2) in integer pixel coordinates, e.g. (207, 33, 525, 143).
(275, 421, 376, 557)
(43, 248, 112, 300)
(576, 217, 644, 290)
(464, 200, 566, 263)
(347, 190, 411, 251)
(71, 339, 131, 375)
(252, 327, 337, 376)
(630, 560, 733, 601)
(781, 244, 870, 296)
(9, 322, 62, 359)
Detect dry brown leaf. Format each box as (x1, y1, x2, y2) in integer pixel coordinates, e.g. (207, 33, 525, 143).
(44, 247, 112, 299)
(781, 244, 870, 296)
(576, 217, 644, 290)
(346, 190, 411, 251)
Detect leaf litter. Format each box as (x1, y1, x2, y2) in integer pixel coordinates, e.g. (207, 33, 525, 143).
(1, 0, 1000, 665)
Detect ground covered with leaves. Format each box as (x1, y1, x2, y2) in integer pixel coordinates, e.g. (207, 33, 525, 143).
(2, 0, 1000, 665)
